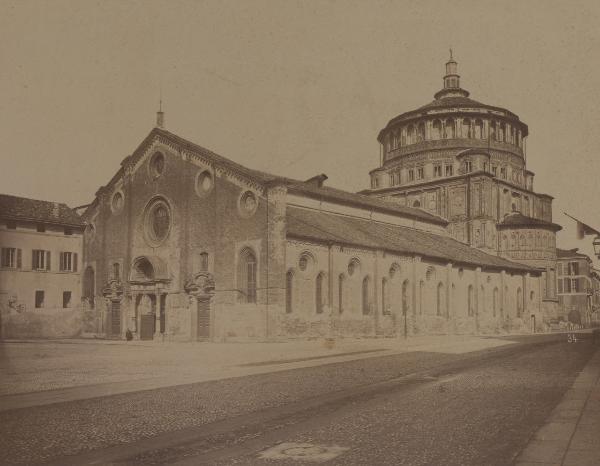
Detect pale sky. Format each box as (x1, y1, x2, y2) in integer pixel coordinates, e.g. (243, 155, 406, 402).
(1, 0, 600, 261)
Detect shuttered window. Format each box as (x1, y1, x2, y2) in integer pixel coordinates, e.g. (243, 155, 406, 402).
(32, 250, 50, 270)
(1, 248, 21, 268)
(60, 252, 78, 272)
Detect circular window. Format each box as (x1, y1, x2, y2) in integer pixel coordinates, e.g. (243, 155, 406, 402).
(195, 170, 213, 196)
(299, 254, 312, 271)
(111, 192, 124, 213)
(150, 152, 165, 178)
(145, 199, 171, 244)
(239, 191, 258, 217)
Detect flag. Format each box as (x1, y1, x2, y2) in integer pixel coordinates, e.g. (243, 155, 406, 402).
(564, 213, 600, 239)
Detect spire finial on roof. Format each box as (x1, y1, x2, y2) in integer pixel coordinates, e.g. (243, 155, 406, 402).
(433, 51, 469, 99)
(156, 88, 165, 129)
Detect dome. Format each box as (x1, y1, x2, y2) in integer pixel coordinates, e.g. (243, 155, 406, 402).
(377, 55, 528, 147)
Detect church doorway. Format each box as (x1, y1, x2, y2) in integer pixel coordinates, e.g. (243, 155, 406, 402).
(110, 301, 121, 336)
(129, 256, 170, 341)
(197, 298, 210, 340)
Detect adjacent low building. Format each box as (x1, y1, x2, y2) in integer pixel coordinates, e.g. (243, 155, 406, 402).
(0, 194, 85, 338)
(556, 248, 599, 326)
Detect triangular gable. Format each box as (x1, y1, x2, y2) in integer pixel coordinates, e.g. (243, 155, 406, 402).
(84, 127, 294, 219)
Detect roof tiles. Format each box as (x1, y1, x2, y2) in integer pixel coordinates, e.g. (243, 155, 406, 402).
(286, 206, 537, 273)
(0, 194, 84, 227)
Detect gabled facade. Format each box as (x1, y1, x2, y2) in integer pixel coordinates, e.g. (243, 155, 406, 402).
(82, 122, 546, 341)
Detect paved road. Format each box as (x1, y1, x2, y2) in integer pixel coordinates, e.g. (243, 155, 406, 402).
(0, 334, 595, 465)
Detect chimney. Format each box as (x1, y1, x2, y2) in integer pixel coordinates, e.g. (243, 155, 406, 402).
(305, 174, 328, 188)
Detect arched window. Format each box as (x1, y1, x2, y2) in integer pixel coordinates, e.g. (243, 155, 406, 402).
(480, 285, 486, 314)
(402, 279, 410, 315)
(436, 282, 445, 316)
(451, 283, 456, 317)
(238, 248, 257, 303)
(431, 120, 442, 139)
(493, 287, 499, 317)
(338, 274, 345, 313)
(489, 121, 496, 140)
(407, 124, 416, 145)
(444, 118, 455, 139)
(426, 266, 436, 281)
(417, 122, 425, 142)
(83, 266, 95, 309)
(286, 270, 294, 314)
(316, 272, 324, 314)
(474, 119, 483, 139)
(199, 252, 209, 271)
(419, 280, 424, 315)
(382, 277, 390, 315)
(393, 132, 399, 149)
(113, 262, 120, 281)
(517, 287, 523, 317)
(468, 285, 474, 317)
(498, 122, 505, 142)
(362, 276, 372, 315)
(462, 118, 471, 138)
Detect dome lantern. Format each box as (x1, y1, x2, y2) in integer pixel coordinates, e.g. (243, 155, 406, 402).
(434, 50, 470, 100)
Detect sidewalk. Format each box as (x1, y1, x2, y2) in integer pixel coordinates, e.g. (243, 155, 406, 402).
(514, 345, 600, 466)
(0, 334, 519, 411)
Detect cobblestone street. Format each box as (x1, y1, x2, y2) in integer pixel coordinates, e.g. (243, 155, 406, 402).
(1, 334, 596, 465)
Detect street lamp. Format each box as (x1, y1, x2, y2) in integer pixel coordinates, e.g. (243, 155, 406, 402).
(593, 235, 600, 258)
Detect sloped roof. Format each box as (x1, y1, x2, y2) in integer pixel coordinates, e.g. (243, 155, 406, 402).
(0, 194, 84, 227)
(141, 128, 285, 184)
(155, 129, 446, 225)
(285, 182, 447, 226)
(378, 94, 527, 141)
(556, 248, 590, 260)
(91, 127, 446, 226)
(498, 212, 562, 232)
(286, 206, 538, 273)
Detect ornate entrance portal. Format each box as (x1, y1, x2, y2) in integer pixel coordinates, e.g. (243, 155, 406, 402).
(102, 279, 124, 339)
(129, 256, 170, 341)
(185, 271, 215, 341)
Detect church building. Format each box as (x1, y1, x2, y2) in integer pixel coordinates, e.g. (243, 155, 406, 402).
(81, 55, 555, 341)
(363, 54, 561, 320)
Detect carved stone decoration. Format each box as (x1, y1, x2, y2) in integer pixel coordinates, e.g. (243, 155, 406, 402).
(449, 186, 466, 217)
(184, 272, 216, 299)
(102, 279, 124, 302)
